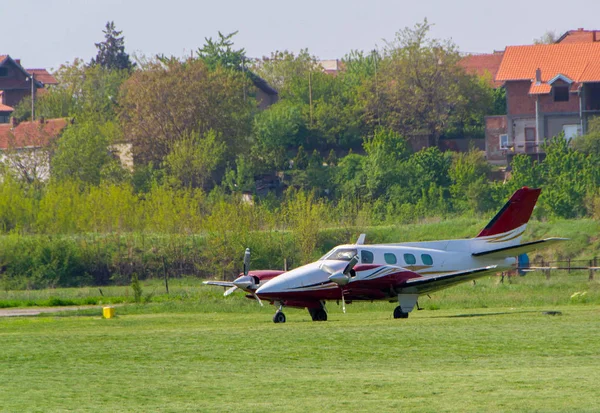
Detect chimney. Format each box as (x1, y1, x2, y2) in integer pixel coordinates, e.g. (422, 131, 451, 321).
(535, 68, 542, 85)
(15, 59, 21, 65)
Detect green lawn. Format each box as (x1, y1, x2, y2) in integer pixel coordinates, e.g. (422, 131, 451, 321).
(1, 293, 599, 412)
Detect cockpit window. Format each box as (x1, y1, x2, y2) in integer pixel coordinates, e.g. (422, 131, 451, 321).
(361, 250, 374, 264)
(321, 248, 358, 261)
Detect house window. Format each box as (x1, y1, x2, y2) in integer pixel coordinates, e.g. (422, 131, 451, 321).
(553, 86, 569, 102)
(384, 253, 397, 265)
(562, 124, 580, 142)
(403, 253, 416, 265)
(421, 254, 433, 266)
(361, 250, 374, 264)
(499, 134, 510, 149)
(0, 67, 8, 77)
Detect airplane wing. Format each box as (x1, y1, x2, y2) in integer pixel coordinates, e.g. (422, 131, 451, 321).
(472, 238, 568, 259)
(398, 266, 499, 295)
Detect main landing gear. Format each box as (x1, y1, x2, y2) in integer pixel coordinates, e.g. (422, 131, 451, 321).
(393, 293, 419, 320)
(308, 307, 328, 322)
(393, 306, 409, 319)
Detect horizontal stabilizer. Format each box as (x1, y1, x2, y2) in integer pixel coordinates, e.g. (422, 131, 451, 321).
(400, 266, 498, 295)
(472, 238, 568, 258)
(203, 281, 236, 288)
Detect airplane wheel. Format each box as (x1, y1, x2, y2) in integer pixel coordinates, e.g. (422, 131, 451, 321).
(273, 311, 286, 323)
(315, 308, 327, 322)
(393, 306, 409, 319)
(308, 308, 318, 321)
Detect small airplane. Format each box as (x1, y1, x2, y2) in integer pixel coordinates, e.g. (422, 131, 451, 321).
(204, 187, 566, 323)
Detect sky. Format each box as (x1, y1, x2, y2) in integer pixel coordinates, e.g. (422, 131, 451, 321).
(2, 0, 600, 71)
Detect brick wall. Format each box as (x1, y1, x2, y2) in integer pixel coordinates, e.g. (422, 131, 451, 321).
(485, 115, 508, 163)
(507, 80, 580, 116)
(507, 81, 536, 115)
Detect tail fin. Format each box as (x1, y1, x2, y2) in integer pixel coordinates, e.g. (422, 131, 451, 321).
(477, 187, 541, 238)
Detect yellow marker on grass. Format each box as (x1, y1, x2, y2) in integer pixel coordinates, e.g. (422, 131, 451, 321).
(103, 306, 115, 319)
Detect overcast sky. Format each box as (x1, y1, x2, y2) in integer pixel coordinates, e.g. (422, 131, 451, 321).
(2, 0, 599, 70)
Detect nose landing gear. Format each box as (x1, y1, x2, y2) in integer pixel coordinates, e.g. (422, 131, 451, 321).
(273, 311, 286, 323)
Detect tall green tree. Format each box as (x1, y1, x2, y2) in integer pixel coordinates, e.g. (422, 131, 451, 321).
(369, 19, 483, 147)
(90, 21, 135, 71)
(196, 31, 245, 71)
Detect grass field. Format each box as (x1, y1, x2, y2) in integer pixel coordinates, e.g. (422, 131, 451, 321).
(1, 274, 600, 412)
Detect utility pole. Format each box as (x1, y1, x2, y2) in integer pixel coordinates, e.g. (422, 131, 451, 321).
(242, 56, 246, 102)
(30, 73, 35, 121)
(308, 70, 313, 125)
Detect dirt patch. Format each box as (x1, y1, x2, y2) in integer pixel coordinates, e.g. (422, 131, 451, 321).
(0, 306, 102, 317)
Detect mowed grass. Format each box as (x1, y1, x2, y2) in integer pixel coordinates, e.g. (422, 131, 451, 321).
(1, 273, 600, 412)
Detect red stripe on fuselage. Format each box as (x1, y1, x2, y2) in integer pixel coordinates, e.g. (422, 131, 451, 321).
(256, 270, 421, 303)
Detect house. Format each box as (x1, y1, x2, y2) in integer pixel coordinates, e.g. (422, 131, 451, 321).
(459, 51, 505, 88)
(485, 42, 600, 163)
(250, 73, 279, 110)
(556, 28, 600, 44)
(0, 118, 68, 182)
(0, 55, 58, 122)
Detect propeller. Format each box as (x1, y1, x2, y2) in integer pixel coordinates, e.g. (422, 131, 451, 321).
(323, 255, 358, 314)
(225, 248, 263, 306)
(327, 255, 359, 286)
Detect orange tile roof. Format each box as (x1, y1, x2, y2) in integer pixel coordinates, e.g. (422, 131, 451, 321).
(0, 103, 14, 112)
(528, 83, 552, 95)
(459, 52, 504, 87)
(496, 43, 600, 82)
(0, 118, 68, 150)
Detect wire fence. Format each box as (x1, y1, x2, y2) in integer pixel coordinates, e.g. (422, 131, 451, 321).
(522, 257, 599, 281)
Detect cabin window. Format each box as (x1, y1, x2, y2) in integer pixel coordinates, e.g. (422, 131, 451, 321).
(421, 254, 433, 266)
(553, 86, 569, 102)
(0, 67, 8, 77)
(361, 250, 374, 264)
(403, 253, 416, 265)
(384, 253, 397, 265)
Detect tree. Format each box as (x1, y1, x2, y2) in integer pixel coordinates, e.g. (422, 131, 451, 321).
(119, 59, 252, 167)
(534, 30, 558, 45)
(252, 100, 304, 170)
(197, 31, 245, 71)
(90, 21, 135, 71)
(50, 121, 125, 185)
(572, 117, 600, 155)
(162, 130, 226, 189)
(362, 127, 411, 199)
(369, 19, 477, 147)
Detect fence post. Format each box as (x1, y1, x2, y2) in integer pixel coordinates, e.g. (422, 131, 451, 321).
(542, 258, 551, 280)
(568, 258, 571, 274)
(591, 257, 597, 281)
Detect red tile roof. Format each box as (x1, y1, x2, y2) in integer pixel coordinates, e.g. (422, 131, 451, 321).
(0, 118, 68, 150)
(26, 69, 58, 85)
(557, 29, 600, 44)
(0, 103, 14, 112)
(496, 43, 600, 85)
(528, 83, 552, 95)
(459, 52, 504, 87)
